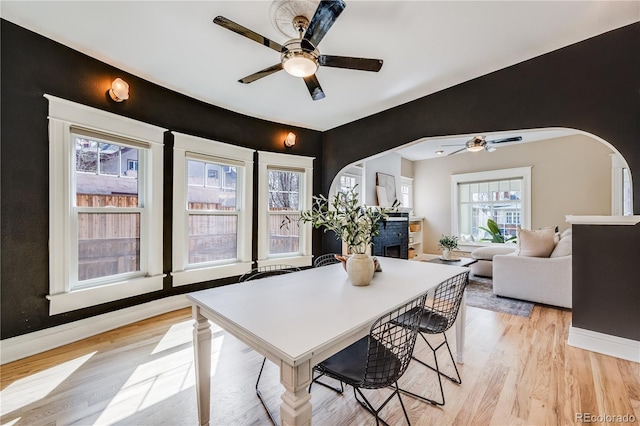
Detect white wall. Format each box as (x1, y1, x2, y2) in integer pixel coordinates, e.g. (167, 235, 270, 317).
(363, 152, 402, 206)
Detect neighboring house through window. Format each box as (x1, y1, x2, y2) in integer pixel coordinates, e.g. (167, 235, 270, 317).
(46, 95, 165, 315)
(172, 132, 254, 285)
(452, 167, 531, 247)
(257, 151, 314, 268)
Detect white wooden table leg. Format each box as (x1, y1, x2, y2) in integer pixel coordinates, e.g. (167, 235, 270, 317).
(279, 359, 313, 426)
(193, 306, 212, 426)
(455, 291, 466, 364)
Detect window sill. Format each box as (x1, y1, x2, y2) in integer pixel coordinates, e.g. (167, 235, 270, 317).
(46, 274, 165, 315)
(171, 262, 253, 287)
(257, 255, 313, 269)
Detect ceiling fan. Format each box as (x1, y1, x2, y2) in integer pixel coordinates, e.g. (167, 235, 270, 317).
(213, 0, 383, 101)
(443, 135, 523, 155)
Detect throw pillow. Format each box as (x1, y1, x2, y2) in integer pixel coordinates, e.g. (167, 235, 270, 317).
(516, 226, 556, 257)
(550, 234, 572, 258)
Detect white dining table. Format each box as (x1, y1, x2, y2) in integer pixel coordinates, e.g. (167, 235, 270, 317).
(188, 257, 468, 426)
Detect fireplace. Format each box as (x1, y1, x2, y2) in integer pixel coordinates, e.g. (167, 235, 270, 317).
(372, 213, 409, 259)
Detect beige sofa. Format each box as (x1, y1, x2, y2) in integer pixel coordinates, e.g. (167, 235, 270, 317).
(492, 229, 572, 309)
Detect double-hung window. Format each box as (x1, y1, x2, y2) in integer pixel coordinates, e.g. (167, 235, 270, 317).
(257, 151, 313, 268)
(452, 167, 531, 246)
(46, 95, 165, 315)
(172, 132, 253, 285)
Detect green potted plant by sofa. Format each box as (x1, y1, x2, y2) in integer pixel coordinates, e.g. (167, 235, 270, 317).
(479, 218, 517, 243)
(438, 235, 459, 260)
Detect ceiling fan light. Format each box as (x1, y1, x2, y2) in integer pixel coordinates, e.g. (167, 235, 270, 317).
(281, 39, 319, 77)
(283, 55, 318, 77)
(466, 136, 486, 152)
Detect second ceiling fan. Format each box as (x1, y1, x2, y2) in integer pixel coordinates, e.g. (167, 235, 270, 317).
(444, 135, 523, 155)
(213, 0, 383, 100)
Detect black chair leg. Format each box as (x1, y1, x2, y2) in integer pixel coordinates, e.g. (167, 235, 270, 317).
(398, 332, 462, 406)
(353, 384, 410, 426)
(255, 356, 277, 425)
(308, 370, 344, 394)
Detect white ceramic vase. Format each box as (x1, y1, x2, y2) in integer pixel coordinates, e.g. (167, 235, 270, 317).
(442, 249, 451, 260)
(346, 254, 375, 286)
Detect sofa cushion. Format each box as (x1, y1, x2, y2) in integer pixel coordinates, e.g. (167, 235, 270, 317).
(471, 245, 517, 260)
(516, 226, 556, 257)
(550, 234, 572, 258)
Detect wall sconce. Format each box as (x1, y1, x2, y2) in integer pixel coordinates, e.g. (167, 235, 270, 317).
(284, 132, 296, 148)
(109, 78, 129, 102)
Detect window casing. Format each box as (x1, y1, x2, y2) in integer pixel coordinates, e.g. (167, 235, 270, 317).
(46, 95, 165, 315)
(172, 132, 254, 286)
(258, 151, 314, 268)
(452, 167, 531, 248)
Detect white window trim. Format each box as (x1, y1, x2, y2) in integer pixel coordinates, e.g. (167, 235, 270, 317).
(171, 132, 254, 286)
(45, 94, 166, 315)
(257, 151, 314, 268)
(451, 167, 531, 251)
(400, 176, 414, 209)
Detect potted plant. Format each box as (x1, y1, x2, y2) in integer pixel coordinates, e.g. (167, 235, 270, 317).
(300, 185, 398, 285)
(479, 218, 517, 243)
(438, 234, 459, 260)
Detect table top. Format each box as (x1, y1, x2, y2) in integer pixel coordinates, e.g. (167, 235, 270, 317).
(188, 257, 467, 366)
(425, 257, 478, 267)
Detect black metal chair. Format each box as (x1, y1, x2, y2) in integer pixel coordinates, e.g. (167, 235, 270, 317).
(239, 264, 301, 424)
(395, 270, 470, 406)
(309, 292, 428, 425)
(313, 253, 341, 267)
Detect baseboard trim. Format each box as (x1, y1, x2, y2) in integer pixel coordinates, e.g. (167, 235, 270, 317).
(0, 295, 191, 365)
(568, 325, 640, 363)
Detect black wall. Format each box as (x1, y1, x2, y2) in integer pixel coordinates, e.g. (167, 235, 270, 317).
(1, 19, 639, 342)
(572, 224, 640, 341)
(0, 20, 323, 338)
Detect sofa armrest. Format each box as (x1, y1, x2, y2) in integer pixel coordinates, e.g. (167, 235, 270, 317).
(493, 254, 572, 308)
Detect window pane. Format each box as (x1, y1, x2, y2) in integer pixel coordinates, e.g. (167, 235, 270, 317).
(205, 163, 221, 188)
(188, 160, 205, 186)
(458, 177, 523, 241)
(269, 213, 300, 254)
(189, 214, 237, 263)
(99, 143, 120, 176)
(75, 138, 139, 206)
(188, 160, 237, 210)
(76, 138, 97, 173)
(77, 212, 140, 282)
(268, 171, 300, 211)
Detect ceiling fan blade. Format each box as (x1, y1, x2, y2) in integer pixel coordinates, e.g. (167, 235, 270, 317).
(319, 55, 383, 72)
(440, 144, 465, 147)
(487, 136, 523, 144)
(213, 16, 283, 53)
(238, 63, 283, 84)
(448, 147, 467, 155)
(303, 0, 346, 48)
(303, 74, 326, 101)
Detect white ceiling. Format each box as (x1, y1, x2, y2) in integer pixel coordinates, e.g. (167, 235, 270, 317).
(2, 1, 638, 135)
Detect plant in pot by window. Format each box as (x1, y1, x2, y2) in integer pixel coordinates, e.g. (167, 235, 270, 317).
(438, 235, 459, 260)
(479, 218, 517, 243)
(300, 185, 398, 286)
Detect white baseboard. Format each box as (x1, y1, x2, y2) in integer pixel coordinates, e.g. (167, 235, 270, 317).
(0, 295, 191, 365)
(568, 325, 640, 363)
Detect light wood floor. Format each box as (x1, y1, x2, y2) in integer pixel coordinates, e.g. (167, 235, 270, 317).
(2, 304, 639, 426)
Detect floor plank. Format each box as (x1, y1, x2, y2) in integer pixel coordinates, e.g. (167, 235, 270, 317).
(1, 304, 638, 425)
